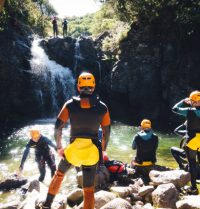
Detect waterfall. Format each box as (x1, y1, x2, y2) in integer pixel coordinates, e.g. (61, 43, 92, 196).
(30, 38, 75, 115)
(74, 38, 81, 78)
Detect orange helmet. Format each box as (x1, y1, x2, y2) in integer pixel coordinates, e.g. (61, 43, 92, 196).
(141, 119, 151, 130)
(77, 72, 95, 92)
(30, 129, 41, 140)
(189, 91, 200, 102)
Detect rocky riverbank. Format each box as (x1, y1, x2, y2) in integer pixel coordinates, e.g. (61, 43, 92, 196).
(1, 167, 200, 209)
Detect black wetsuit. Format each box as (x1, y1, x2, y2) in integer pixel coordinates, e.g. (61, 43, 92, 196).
(132, 130, 158, 184)
(19, 135, 56, 182)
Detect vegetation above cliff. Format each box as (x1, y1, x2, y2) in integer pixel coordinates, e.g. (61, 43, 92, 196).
(103, 0, 200, 38)
(0, 0, 57, 35)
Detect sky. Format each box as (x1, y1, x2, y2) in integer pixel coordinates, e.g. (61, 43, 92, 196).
(49, 0, 102, 18)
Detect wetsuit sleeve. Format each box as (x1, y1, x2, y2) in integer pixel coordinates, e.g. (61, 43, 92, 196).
(132, 136, 137, 150)
(101, 109, 111, 151)
(44, 137, 57, 150)
(19, 143, 30, 170)
(57, 103, 69, 123)
(55, 103, 70, 149)
(174, 123, 187, 137)
(172, 100, 188, 117)
(101, 110, 111, 126)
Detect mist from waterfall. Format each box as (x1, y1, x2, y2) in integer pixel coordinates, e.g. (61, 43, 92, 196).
(30, 38, 75, 115)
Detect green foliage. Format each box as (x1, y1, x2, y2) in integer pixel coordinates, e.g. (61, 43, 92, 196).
(102, 0, 200, 35)
(0, 0, 57, 36)
(67, 15, 93, 38)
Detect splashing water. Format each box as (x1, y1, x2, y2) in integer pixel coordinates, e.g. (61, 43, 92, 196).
(30, 38, 75, 114)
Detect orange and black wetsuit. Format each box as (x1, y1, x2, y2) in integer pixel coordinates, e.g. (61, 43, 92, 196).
(43, 95, 110, 209)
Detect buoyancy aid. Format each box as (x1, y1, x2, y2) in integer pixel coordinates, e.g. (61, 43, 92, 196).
(134, 133, 158, 164)
(67, 95, 108, 139)
(187, 109, 200, 133)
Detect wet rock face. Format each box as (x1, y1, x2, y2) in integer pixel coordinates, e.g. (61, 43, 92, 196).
(109, 20, 200, 129)
(0, 30, 38, 134)
(41, 37, 101, 82)
(40, 37, 76, 70)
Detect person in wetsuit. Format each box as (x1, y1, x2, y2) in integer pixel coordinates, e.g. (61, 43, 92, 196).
(36, 72, 111, 209)
(19, 130, 56, 182)
(52, 16, 58, 37)
(131, 119, 159, 185)
(172, 90, 200, 195)
(62, 18, 68, 37)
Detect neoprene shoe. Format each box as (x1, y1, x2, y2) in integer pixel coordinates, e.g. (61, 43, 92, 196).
(35, 201, 51, 209)
(187, 187, 199, 195)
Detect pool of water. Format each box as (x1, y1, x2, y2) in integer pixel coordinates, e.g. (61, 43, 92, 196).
(0, 119, 181, 203)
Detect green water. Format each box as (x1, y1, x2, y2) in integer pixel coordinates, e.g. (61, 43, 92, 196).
(0, 120, 181, 203)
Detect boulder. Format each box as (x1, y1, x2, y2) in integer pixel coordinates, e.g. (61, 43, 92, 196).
(149, 170, 190, 188)
(100, 198, 132, 209)
(67, 188, 83, 206)
(0, 174, 27, 191)
(152, 183, 178, 209)
(176, 195, 200, 209)
(143, 203, 154, 209)
(138, 185, 154, 196)
(95, 190, 117, 208)
(110, 186, 133, 198)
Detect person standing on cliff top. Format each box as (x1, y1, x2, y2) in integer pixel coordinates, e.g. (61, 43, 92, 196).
(52, 16, 58, 37)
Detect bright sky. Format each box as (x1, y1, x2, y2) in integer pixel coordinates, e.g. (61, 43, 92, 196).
(49, 0, 102, 18)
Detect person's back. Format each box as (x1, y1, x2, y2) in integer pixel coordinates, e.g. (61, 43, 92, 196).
(131, 119, 158, 185)
(134, 130, 158, 164)
(63, 20, 67, 28)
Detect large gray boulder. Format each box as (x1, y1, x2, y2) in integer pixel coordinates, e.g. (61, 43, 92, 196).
(152, 183, 179, 209)
(94, 190, 117, 209)
(149, 170, 190, 188)
(67, 188, 83, 206)
(100, 198, 132, 209)
(0, 174, 27, 191)
(176, 195, 200, 209)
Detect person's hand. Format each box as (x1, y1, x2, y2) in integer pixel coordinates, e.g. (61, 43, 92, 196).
(16, 167, 23, 176)
(184, 98, 191, 105)
(102, 151, 109, 162)
(57, 148, 64, 159)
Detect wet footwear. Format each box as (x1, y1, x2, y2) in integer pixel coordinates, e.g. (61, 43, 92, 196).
(187, 187, 199, 195)
(35, 201, 51, 209)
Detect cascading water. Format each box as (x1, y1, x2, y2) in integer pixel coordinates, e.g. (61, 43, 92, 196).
(73, 38, 81, 78)
(30, 38, 75, 115)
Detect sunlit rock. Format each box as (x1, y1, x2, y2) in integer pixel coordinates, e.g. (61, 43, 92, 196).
(152, 183, 178, 209)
